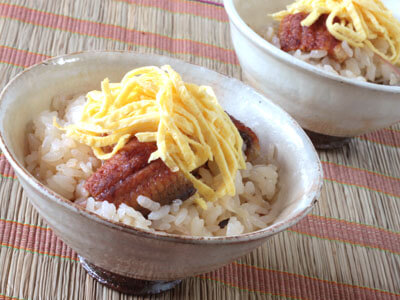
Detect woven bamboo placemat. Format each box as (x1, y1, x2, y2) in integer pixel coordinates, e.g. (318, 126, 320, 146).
(0, 0, 399, 299)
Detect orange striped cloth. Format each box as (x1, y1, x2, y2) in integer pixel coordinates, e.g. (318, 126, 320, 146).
(0, 1, 399, 299)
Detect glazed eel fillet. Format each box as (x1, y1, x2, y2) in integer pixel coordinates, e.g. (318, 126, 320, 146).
(84, 116, 260, 215)
(279, 12, 348, 63)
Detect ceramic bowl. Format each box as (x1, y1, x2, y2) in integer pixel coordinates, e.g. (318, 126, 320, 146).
(0, 52, 322, 294)
(224, 0, 400, 141)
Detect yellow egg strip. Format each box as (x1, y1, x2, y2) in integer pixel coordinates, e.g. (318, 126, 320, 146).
(272, 0, 400, 65)
(56, 65, 246, 206)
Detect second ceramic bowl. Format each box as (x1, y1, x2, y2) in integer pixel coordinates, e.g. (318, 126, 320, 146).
(224, 0, 400, 145)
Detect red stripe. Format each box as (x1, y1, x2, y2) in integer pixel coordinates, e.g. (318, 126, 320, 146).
(0, 296, 24, 300)
(2, 146, 400, 199)
(0, 218, 78, 261)
(294, 215, 400, 255)
(1, 155, 400, 255)
(360, 128, 400, 148)
(0, 154, 16, 179)
(0, 3, 238, 65)
(202, 263, 399, 299)
(116, 0, 228, 22)
(0, 46, 49, 68)
(322, 161, 400, 198)
(1, 211, 398, 259)
(1, 218, 398, 298)
(191, 0, 224, 7)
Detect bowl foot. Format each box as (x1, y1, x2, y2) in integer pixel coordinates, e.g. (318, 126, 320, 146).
(79, 256, 182, 295)
(305, 130, 351, 150)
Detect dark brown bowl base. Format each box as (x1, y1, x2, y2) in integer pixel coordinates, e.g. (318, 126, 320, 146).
(79, 256, 182, 295)
(305, 130, 351, 150)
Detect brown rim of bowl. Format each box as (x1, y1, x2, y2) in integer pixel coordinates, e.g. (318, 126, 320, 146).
(0, 51, 323, 244)
(223, 0, 400, 93)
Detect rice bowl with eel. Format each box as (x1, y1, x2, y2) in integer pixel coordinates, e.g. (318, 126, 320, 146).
(25, 65, 280, 237)
(224, 0, 400, 142)
(0, 52, 322, 291)
(265, 0, 400, 86)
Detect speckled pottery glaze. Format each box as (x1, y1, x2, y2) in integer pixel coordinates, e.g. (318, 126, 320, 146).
(0, 52, 322, 292)
(224, 0, 400, 139)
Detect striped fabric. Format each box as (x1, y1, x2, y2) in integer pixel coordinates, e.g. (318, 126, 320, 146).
(0, 0, 399, 299)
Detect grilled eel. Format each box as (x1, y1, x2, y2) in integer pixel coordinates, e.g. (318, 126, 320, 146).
(279, 12, 348, 63)
(84, 116, 260, 215)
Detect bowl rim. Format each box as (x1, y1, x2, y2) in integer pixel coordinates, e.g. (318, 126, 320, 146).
(223, 0, 400, 93)
(0, 50, 323, 245)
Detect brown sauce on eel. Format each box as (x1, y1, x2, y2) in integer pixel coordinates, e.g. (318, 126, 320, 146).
(279, 12, 348, 63)
(85, 116, 260, 216)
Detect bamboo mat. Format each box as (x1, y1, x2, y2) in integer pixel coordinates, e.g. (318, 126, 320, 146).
(0, 0, 399, 299)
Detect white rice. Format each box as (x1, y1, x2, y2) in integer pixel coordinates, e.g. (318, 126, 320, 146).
(263, 25, 400, 86)
(26, 95, 279, 236)
(25, 95, 101, 201)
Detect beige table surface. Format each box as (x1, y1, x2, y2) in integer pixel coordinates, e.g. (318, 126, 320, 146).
(0, 0, 399, 299)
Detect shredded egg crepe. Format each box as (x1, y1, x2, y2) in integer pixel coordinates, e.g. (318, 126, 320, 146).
(55, 65, 246, 208)
(272, 0, 400, 65)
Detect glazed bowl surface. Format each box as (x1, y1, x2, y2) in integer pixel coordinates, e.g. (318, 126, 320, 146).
(0, 52, 322, 281)
(224, 0, 400, 137)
